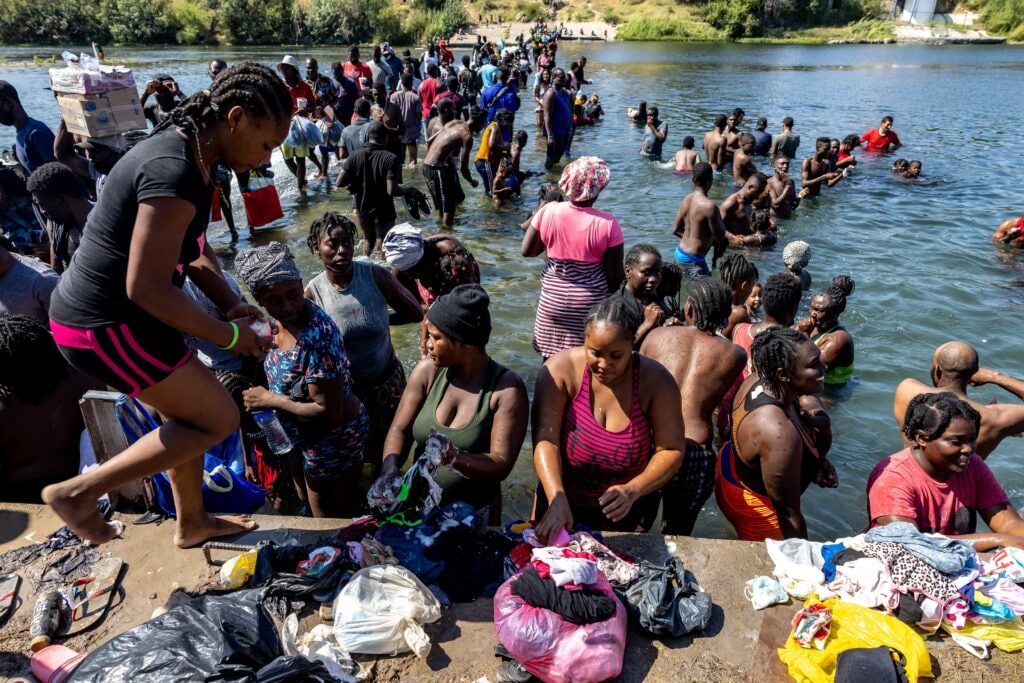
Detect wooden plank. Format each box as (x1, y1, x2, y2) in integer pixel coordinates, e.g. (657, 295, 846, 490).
(80, 390, 150, 512)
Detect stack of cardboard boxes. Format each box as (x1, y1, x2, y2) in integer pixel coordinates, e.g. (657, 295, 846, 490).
(49, 64, 146, 137)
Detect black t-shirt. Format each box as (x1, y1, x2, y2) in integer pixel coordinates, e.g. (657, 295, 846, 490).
(50, 128, 212, 328)
(343, 146, 400, 223)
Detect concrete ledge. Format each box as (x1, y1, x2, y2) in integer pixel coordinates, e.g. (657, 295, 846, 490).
(0, 504, 1020, 681)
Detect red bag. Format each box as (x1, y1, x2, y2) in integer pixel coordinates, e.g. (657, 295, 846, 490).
(241, 173, 283, 228)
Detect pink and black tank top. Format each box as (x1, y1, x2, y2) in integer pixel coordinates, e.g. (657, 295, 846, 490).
(561, 353, 652, 506)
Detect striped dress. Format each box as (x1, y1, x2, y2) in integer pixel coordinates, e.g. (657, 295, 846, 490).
(530, 201, 623, 358)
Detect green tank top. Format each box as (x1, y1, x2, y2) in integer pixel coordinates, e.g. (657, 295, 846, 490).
(815, 327, 854, 385)
(411, 359, 507, 510)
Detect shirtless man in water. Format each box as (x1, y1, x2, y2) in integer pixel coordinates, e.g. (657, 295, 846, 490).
(642, 277, 745, 535)
(724, 110, 743, 165)
(768, 157, 800, 219)
(672, 162, 726, 278)
(801, 137, 841, 198)
(421, 99, 479, 227)
(894, 342, 1024, 460)
(702, 114, 728, 172)
(721, 173, 768, 243)
(732, 133, 758, 187)
(673, 136, 701, 173)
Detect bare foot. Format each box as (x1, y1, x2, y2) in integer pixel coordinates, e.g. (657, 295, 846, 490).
(313, 171, 325, 179)
(42, 483, 123, 546)
(174, 514, 258, 549)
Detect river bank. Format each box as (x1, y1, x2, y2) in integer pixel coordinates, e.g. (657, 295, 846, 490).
(1, 503, 1017, 681)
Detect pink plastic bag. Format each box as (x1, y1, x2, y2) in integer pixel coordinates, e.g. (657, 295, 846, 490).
(493, 570, 627, 683)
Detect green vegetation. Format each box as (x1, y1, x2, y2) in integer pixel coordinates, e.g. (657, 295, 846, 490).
(0, 0, 1017, 45)
(966, 0, 1024, 41)
(616, 15, 723, 41)
(702, 0, 879, 39)
(0, 0, 469, 45)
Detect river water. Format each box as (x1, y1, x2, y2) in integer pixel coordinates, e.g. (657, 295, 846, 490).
(3, 42, 1024, 540)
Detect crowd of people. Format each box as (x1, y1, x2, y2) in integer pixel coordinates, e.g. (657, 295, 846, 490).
(1, 33, 1024, 567)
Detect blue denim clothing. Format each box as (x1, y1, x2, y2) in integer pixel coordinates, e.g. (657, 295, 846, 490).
(865, 521, 976, 575)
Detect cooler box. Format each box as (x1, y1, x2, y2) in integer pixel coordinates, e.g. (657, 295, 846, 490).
(57, 88, 146, 137)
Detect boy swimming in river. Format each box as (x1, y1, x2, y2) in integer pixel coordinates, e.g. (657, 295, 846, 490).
(673, 136, 701, 173)
(892, 158, 909, 174)
(903, 160, 922, 179)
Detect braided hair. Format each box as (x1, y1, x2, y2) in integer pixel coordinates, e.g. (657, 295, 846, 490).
(151, 61, 291, 139)
(585, 297, 639, 340)
(687, 276, 732, 333)
(306, 211, 357, 253)
(750, 326, 808, 398)
(762, 272, 802, 320)
(815, 275, 855, 317)
(0, 314, 70, 404)
(718, 253, 758, 291)
(902, 392, 981, 442)
(624, 243, 660, 269)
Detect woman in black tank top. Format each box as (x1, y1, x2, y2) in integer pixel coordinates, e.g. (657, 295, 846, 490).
(730, 327, 837, 539)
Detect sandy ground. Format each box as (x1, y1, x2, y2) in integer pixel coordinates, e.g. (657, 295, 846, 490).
(2, 503, 1022, 681)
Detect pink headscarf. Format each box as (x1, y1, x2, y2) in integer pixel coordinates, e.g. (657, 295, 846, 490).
(558, 156, 611, 203)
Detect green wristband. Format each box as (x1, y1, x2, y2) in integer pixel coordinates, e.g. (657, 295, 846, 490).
(219, 321, 239, 350)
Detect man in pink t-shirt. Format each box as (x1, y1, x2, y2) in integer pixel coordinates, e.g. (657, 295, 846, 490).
(860, 116, 901, 152)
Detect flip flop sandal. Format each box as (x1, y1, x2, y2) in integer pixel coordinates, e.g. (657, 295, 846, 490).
(66, 557, 125, 629)
(0, 573, 21, 626)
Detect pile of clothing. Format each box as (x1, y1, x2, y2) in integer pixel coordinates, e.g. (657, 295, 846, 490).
(495, 536, 629, 683)
(766, 522, 1024, 658)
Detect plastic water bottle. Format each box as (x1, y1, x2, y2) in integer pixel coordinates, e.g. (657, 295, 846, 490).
(29, 590, 61, 652)
(252, 410, 293, 455)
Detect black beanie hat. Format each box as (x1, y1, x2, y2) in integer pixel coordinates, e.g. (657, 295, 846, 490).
(426, 284, 491, 347)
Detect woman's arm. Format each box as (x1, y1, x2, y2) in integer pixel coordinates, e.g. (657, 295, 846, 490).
(380, 359, 433, 473)
(187, 239, 245, 315)
(532, 359, 573, 543)
(602, 243, 625, 292)
(125, 198, 262, 354)
(243, 377, 347, 422)
(521, 221, 545, 257)
(600, 363, 684, 522)
(876, 506, 1024, 553)
(754, 411, 808, 539)
(372, 265, 425, 325)
(448, 372, 529, 480)
(723, 305, 750, 339)
(815, 329, 849, 369)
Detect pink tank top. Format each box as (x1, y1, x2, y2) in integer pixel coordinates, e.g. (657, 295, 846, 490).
(561, 353, 652, 504)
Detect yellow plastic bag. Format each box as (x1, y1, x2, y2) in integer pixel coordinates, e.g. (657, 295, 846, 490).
(778, 596, 933, 683)
(219, 549, 258, 589)
(941, 617, 1024, 652)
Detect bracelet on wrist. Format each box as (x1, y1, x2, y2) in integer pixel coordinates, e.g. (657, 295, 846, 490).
(219, 321, 239, 350)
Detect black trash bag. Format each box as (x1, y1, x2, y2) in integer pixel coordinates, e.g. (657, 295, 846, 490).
(256, 655, 341, 682)
(616, 557, 712, 637)
(68, 589, 284, 682)
(251, 540, 350, 600)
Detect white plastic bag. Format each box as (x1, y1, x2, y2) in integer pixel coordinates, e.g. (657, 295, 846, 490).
(282, 613, 358, 681)
(332, 565, 441, 658)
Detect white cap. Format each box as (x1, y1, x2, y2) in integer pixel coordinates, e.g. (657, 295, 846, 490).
(277, 55, 300, 72)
